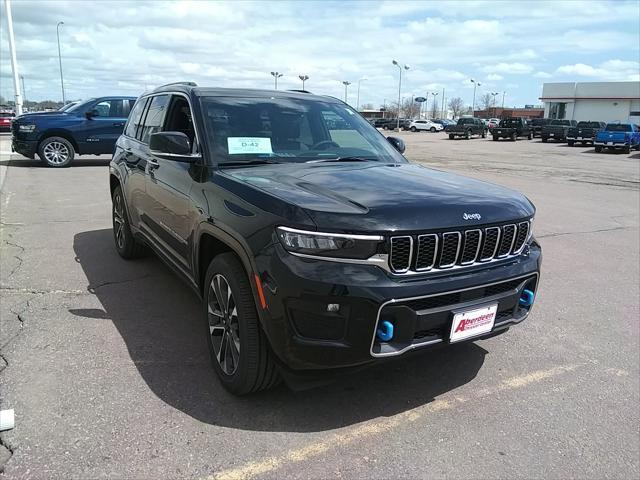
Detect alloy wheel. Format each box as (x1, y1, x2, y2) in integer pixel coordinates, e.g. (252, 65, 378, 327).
(207, 274, 241, 375)
(43, 141, 69, 165)
(112, 192, 125, 250)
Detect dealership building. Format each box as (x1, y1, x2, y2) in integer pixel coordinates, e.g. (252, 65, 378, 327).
(540, 81, 640, 123)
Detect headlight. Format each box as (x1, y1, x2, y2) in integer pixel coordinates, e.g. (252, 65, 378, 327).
(276, 226, 383, 259)
(18, 124, 36, 133)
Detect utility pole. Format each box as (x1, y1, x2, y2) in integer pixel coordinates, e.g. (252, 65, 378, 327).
(356, 77, 367, 111)
(471, 79, 481, 117)
(501, 91, 506, 109)
(5, 0, 23, 115)
(430, 92, 439, 120)
(20, 75, 26, 104)
(298, 74, 309, 90)
(441, 88, 445, 118)
(57, 21, 65, 104)
(392, 60, 409, 130)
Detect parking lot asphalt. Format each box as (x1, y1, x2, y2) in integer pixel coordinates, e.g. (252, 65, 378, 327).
(1, 131, 638, 479)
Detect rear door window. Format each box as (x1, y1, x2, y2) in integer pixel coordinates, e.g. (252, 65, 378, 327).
(124, 98, 149, 139)
(139, 95, 169, 144)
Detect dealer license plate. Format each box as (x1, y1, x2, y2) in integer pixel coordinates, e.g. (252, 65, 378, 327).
(577, 136, 583, 140)
(450, 304, 498, 343)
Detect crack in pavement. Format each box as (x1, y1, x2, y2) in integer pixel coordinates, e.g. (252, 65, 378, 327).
(537, 225, 635, 239)
(2, 237, 25, 280)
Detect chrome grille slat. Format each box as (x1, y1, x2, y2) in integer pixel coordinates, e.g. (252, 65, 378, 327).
(512, 221, 530, 254)
(389, 236, 413, 273)
(415, 234, 438, 271)
(497, 224, 516, 258)
(439, 232, 462, 268)
(389, 220, 530, 275)
(460, 229, 482, 265)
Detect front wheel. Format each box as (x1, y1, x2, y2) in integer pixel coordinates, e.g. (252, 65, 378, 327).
(38, 136, 75, 167)
(541, 137, 548, 143)
(623, 144, 631, 154)
(410, 126, 417, 132)
(595, 145, 603, 153)
(567, 140, 574, 147)
(430, 127, 436, 133)
(511, 133, 517, 141)
(528, 132, 533, 140)
(492, 136, 498, 141)
(465, 129, 471, 140)
(204, 253, 280, 395)
(449, 134, 454, 140)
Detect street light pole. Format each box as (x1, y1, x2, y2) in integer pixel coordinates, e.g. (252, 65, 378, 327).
(20, 75, 26, 103)
(5, 0, 23, 115)
(441, 88, 445, 118)
(270, 71, 283, 89)
(392, 60, 409, 130)
(470, 78, 481, 117)
(356, 77, 367, 111)
(490, 92, 499, 117)
(298, 74, 309, 90)
(501, 91, 506, 109)
(431, 92, 439, 119)
(57, 21, 65, 104)
(342, 81, 351, 103)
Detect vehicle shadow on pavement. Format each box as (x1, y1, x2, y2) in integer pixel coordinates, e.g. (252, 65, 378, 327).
(0, 158, 111, 167)
(73, 229, 487, 433)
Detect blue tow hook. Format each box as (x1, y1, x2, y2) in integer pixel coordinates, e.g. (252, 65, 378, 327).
(376, 321, 394, 342)
(519, 289, 535, 307)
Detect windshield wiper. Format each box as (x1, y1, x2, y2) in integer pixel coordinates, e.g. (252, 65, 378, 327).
(219, 159, 282, 168)
(306, 156, 375, 163)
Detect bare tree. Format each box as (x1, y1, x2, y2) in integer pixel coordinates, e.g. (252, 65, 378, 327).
(361, 102, 374, 110)
(430, 99, 439, 119)
(448, 97, 465, 119)
(479, 93, 493, 111)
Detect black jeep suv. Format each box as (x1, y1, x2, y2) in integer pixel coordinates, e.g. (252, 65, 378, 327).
(110, 82, 541, 395)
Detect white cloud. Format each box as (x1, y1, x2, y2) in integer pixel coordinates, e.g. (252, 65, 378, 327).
(487, 74, 503, 81)
(555, 60, 640, 81)
(534, 71, 553, 79)
(482, 63, 533, 74)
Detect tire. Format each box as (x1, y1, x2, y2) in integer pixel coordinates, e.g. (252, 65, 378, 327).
(430, 127, 436, 133)
(203, 253, 280, 395)
(528, 132, 533, 140)
(481, 130, 486, 138)
(38, 136, 74, 167)
(567, 140, 574, 147)
(383, 125, 388, 130)
(594, 145, 602, 153)
(623, 144, 631, 154)
(449, 134, 454, 140)
(112, 185, 145, 259)
(465, 129, 471, 140)
(410, 126, 417, 132)
(510, 133, 517, 141)
(541, 137, 548, 143)
(492, 136, 498, 141)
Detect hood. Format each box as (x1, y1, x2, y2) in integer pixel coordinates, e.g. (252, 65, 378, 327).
(13, 111, 70, 122)
(223, 162, 534, 232)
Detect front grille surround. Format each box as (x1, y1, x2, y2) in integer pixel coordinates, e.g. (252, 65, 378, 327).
(388, 220, 531, 275)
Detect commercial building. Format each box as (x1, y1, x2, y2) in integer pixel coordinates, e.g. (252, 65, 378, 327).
(473, 107, 544, 119)
(540, 81, 640, 123)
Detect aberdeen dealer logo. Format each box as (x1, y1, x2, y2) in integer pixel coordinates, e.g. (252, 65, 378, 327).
(463, 213, 482, 220)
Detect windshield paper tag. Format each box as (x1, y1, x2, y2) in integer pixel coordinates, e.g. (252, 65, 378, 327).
(227, 137, 273, 155)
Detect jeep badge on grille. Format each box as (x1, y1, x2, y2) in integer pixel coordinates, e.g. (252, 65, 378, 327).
(463, 213, 482, 220)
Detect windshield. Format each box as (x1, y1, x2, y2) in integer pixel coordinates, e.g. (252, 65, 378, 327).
(605, 123, 632, 132)
(200, 96, 407, 166)
(64, 99, 92, 113)
(550, 120, 571, 126)
(577, 122, 602, 128)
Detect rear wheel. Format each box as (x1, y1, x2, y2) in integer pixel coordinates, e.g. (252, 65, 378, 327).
(510, 132, 517, 141)
(595, 145, 603, 153)
(204, 253, 280, 395)
(567, 140, 574, 147)
(38, 136, 74, 167)
(492, 136, 498, 141)
(465, 129, 471, 140)
(449, 134, 454, 140)
(528, 132, 533, 140)
(541, 137, 548, 143)
(112, 185, 145, 259)
(623, 144, 631, 154)
(430, 127, 436, 133)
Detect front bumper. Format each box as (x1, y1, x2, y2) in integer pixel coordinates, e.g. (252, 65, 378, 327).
(255, 241, 542, 372)
(11, 137, 38, 158)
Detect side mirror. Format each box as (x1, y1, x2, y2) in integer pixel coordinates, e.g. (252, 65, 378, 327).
(149, 131, 200, 163)
(387, 136, 405, 154)
(85, 110, 98, 119)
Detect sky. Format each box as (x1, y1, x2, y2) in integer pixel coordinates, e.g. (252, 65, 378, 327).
(1, 0, 639, 109)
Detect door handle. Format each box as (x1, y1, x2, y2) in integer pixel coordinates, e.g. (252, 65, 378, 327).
(113, 122, 125, 127)
(147, 158, 159, 169)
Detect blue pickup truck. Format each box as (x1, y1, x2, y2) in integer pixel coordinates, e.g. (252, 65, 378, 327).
(594, 123, 640, 153)
(11, 96, 136, 167)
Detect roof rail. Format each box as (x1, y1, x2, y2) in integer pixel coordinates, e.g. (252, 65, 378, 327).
(156, 81, 198, 88)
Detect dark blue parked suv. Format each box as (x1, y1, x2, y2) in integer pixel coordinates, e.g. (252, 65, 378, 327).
(11, 96, 136, 167)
